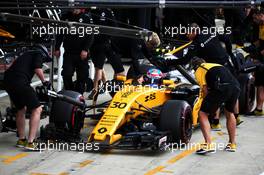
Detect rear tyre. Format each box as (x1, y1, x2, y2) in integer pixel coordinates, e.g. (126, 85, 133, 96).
(160, 100, 192, 143)
(238, 74, 255, 114)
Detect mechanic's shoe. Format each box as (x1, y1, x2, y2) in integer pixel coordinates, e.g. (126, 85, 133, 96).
(196, 143, 216, 155)
(254, 110, 264, 116)
(88, 89, 99, 100)
(236, 116, 244, 126)
(246, 109, 264, 116)
(211, 123, 222, 131)
(24, 140, 40, 151)
(225, 143, 237, 152)
(16, 138, 27, 148)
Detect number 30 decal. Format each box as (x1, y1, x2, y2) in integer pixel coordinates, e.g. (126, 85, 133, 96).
(110, 102, 127, 109)
(145, 93, 156, 102)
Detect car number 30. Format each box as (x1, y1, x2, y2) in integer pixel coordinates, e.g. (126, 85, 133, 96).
(110, 102, 127, 109)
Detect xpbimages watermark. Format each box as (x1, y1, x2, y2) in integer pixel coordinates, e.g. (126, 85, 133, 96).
(36, 140, 230, 153)
(164, 24, 232, 37)
(164, 140, 229, 153)
(32, 24, 100, 37)
(104, 82, 169, 93)
(37, 140, 100, 153)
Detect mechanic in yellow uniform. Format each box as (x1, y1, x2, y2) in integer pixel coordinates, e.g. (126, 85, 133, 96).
(191, 57, 240, 154)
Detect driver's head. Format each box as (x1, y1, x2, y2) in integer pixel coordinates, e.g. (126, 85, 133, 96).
(190, 56, 206, 70)
(186, 23, 200, 40)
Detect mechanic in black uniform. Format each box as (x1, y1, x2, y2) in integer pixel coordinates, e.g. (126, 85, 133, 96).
(4, 44, 51, 150)
(156, 23, 232, 68)
(54, 8, 94, 94)
(153, 23, 242, 128)
(224, 8, 247, 47)
(134, 32, 161, 84)
(88, 8, 125, 100)
(114, 8, 152, 78)
(243, 8, 264, 116)
(192, 57, 240, 154)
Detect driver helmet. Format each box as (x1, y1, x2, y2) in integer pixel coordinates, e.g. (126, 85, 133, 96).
(145, 68, 163, 85)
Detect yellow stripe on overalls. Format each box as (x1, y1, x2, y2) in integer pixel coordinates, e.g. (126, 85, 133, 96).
(259, 24, 264, 40)
(192, 63, 222, 125)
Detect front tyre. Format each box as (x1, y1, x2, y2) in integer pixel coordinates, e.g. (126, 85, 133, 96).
(160, 100, 192, 143)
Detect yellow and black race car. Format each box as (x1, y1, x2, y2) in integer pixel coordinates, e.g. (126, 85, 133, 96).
(39, 43, 257, 151)
(89, 72, 200, 150)
(40, 62, 200, 150)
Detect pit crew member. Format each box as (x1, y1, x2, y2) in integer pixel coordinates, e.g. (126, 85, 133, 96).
(54, 8, 94, 94)
(191, 57, 240, 154)
(152, 24, 242, 129)
(88, 8, 125, 100)
(244, 7, 264, 116)
(4, 44, 51, 150)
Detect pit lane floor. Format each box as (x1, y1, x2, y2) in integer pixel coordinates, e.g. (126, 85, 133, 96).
(0, 64, 264, 175)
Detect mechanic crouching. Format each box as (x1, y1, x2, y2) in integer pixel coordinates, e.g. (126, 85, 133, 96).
(191, 57, 240, 154)
(4, 44, 51, 151)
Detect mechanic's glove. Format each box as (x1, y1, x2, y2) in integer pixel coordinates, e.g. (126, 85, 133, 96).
(35, 81, 51, 101)
(241, 45, 261, 60)
(241, 45, 257, 54)
(42, 81, 51, 91)
(142, 74, 152, 85)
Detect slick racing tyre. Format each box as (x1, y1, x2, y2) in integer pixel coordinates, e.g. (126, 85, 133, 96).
(50, 90, 85, 134)
(160, 100, 192, 143)
(238, 74, 255, 114)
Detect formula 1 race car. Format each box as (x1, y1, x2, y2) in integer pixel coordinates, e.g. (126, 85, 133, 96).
(40, 66, 200, 150)
(39, 42, 258, 151)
